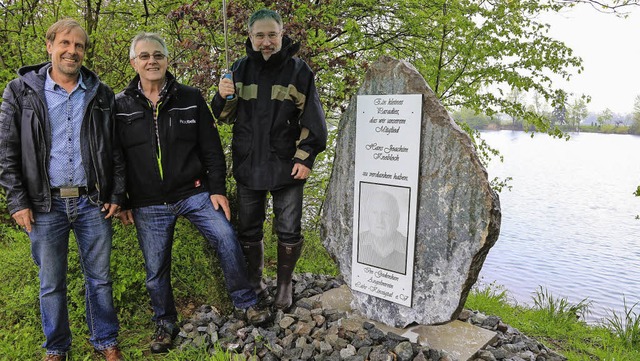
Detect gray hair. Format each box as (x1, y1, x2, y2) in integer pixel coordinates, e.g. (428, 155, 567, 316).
(129, 32, 169, 59)
(247, 9, 283, 31)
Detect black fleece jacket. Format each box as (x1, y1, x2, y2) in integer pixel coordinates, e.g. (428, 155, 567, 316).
(115, 72, 227, 208)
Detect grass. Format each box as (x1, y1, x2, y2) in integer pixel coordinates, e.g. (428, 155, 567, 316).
(466, 282, 640, 360)
(605, 297, 640, 348)
(0, 214, 337, 360)
(3, 210, 640, 360)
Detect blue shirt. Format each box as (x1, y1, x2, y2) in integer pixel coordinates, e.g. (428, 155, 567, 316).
(44, 69, 87, 188)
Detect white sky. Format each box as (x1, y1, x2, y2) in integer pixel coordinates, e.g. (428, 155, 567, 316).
(541, 5, 640, 115)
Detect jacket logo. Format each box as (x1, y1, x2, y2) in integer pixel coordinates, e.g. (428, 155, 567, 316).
(180, 119, 196, 124)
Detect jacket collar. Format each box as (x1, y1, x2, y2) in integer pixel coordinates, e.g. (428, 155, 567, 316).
(244, 36, 300, 68)
(124, 71, 177, 102)
(18, 62, 100, 101)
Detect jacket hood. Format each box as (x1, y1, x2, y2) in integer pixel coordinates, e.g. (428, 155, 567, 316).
(17, 62, 101, 93)
(244, 36, 300, 68)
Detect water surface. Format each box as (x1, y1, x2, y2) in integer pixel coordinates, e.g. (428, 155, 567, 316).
(479, 130, 640, 323)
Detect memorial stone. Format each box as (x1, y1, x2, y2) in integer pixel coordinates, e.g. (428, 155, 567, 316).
(321, 56, 501, 327)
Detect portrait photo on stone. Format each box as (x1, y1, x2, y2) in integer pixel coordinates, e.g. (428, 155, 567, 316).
(356, 182, 410, 274)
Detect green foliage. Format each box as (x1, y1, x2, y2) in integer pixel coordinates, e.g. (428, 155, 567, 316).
(451, 107, 501, 130)
(0, 0, 587, 135)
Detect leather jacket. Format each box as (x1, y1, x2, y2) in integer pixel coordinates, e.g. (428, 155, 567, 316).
(0, 62, 125, 215)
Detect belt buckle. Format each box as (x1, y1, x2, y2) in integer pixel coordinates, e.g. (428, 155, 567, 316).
(59, 187, 80, 198)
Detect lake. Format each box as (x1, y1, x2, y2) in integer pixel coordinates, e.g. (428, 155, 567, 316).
(478, 130, 640, 323)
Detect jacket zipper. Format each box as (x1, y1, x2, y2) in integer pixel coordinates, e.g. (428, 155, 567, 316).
(150, 99, 164, 180)
(86, 95, 101, 202)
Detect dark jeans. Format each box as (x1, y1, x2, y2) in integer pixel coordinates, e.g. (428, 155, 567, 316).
(132, 192, 256, 324)
(236, 183, 304, 244)
(29, 194, 119, 355)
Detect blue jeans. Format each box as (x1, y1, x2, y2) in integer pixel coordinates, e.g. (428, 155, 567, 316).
(29, 194, 119, 355)
(132, 192, 256, 323)
(236, 183, 304, 244)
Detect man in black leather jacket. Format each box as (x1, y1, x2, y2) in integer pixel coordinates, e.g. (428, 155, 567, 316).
(0, 19, 125, 361)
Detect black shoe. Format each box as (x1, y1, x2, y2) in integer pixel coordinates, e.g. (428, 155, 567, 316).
(256, 289, 274, 309)
(150, 323, 178, 354)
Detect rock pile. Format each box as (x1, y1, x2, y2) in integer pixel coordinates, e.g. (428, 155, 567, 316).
(173, 274, 566, 361)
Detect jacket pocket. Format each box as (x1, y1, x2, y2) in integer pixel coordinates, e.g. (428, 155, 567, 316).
(168, 105, 198, 141)
(270, 119, 300, 159)
(115, 111, 147, 148)
(270, 136, 297, 160)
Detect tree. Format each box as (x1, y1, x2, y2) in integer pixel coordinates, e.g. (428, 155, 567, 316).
(597, 108, 613, 126)
(628, 95, 640, 134)
(567, 97, 589, 131)
(0, 0, 617, 226)
(551, 90, 568, 125)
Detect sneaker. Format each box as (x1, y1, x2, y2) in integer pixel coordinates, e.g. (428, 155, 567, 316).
(98, 346, 124, 361)
(246, 305, 273, 326)
(150, 323, 178, 354)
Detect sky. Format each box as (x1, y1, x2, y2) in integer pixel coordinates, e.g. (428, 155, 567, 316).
(541, 4, 640, 115)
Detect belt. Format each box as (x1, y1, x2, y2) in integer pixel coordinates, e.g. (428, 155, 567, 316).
(51, 187, 88, 198)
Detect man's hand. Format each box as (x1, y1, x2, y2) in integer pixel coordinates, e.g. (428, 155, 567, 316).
(12, 208, 34, 232)
(291, 163, 311, 180)
(117, 210, 135, 225)
(102, 203, 121, 219)
(218, 77, 235, 99)
(210, 194, 231, 221)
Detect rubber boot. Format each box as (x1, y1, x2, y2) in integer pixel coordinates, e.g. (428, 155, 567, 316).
(240, 240, 268, 295)
(274, 239, 303, 310)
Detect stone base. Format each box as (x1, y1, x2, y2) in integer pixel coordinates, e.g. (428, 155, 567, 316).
(312, 285, 497, 361)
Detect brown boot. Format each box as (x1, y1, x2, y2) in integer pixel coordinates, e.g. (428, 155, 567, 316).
(274, 239, 303, 310)
(98, 346, 124, 361)
(44, 354, 67, 361)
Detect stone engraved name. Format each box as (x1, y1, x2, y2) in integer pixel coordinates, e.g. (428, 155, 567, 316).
(365, 142, 409, 162)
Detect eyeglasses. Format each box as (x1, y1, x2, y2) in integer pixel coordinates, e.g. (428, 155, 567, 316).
(135, 53, 167, 61)
(251, 32, 281, 41)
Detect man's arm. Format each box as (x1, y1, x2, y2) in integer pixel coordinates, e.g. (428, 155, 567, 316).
(197, 93, 227, 196)
(211, 73, 238, 123)
(0, 80, 34, 219)
(107, 85, 126, 207)
(293, 67, 328, 171)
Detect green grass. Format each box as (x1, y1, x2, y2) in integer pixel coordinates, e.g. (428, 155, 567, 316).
(466, 282, 640, 360)
(3, 210, 640, 360)
(0, 215, 337, 360)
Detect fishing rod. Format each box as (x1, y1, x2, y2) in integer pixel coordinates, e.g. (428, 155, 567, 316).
(222, 0, 234, 100)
